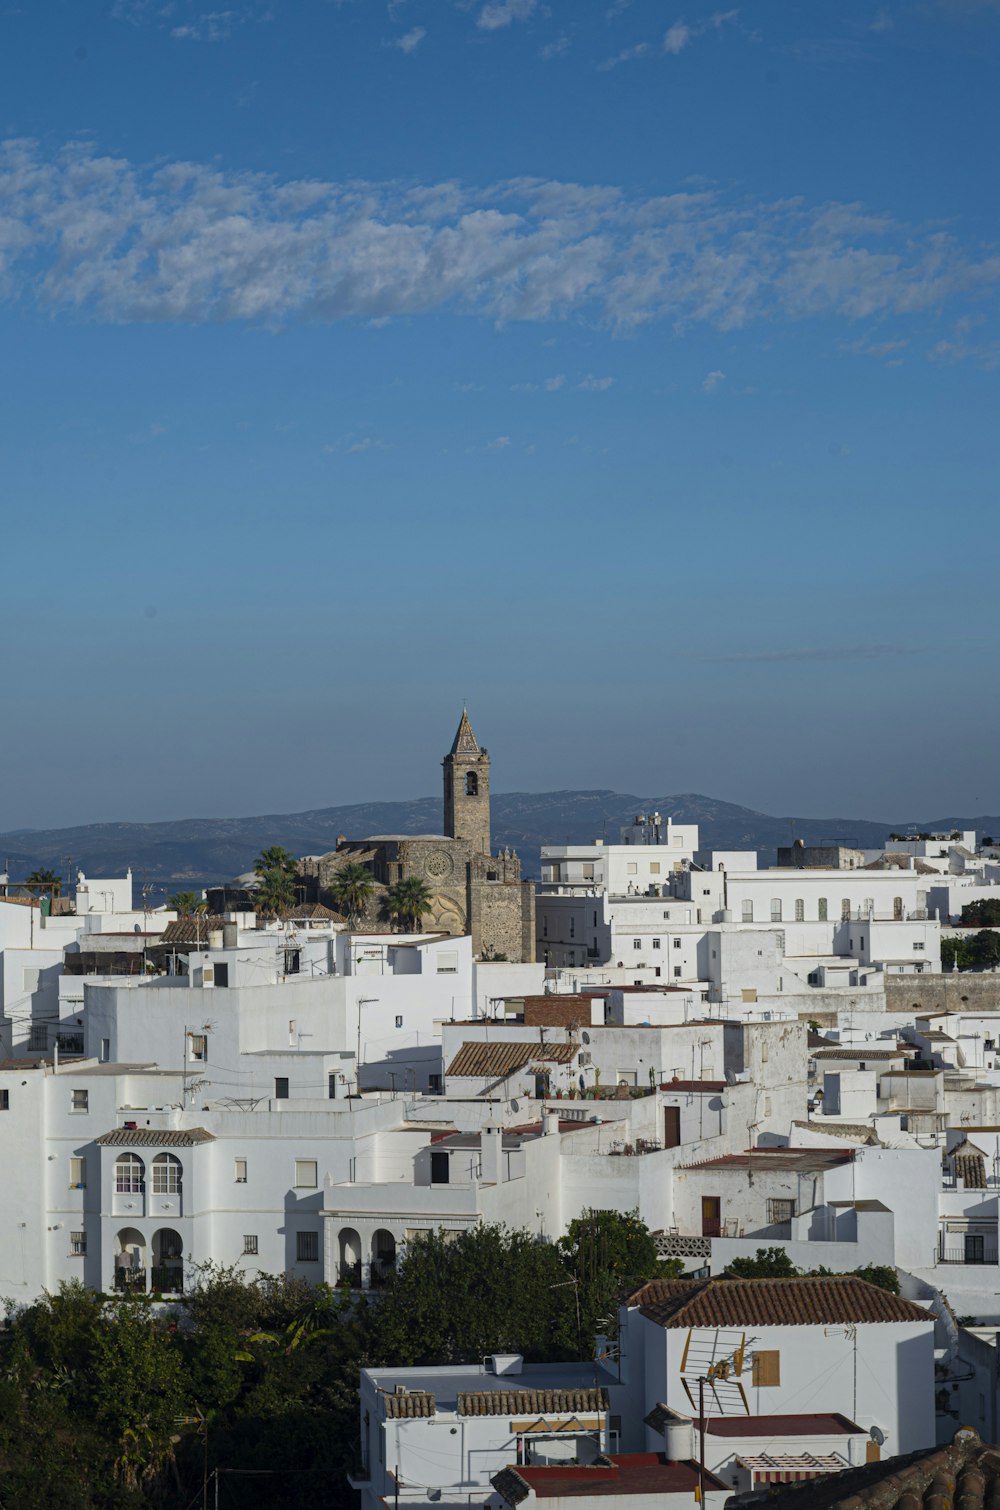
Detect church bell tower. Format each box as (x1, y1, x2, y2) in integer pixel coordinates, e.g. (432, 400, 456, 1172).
(443, 709, 491, 856)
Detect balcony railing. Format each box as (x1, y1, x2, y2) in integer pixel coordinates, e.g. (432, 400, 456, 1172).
(114, 1268, 146, 1290)
(938, 1240, 998, 1266)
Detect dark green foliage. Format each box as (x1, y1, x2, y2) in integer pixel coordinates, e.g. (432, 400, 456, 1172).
(557, 1209, 682, 1339)
(942, 929, 1000, 970)
(961, 899, 1000, 927)
(727, 1249, 901, 1294)
(726, 1246, 799, 1278)
(1, 1216, 670, 1505)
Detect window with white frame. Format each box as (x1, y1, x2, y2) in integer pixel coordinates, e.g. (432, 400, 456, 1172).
(841, 898, 851, 920)
(294, 1159, 318, 1189)
(742, 901, 753, 922)
(189, 1034, 207, 1061)
(234, 1158, 247, 1183)
(794, 899, 805, 921)
(913, 942, 925, 951)
(436, 951, 459, 974)
(770, 899, 782, 922)
(633, 939, 641, 950)
(673, 938, 682, 948)
(627, 862, 637, 875)
(115, 1152, 144, 1194)
(70, 1231, 86, 1256)
(297, 1231, 319, 1262)
(818, 898, 828, 921)
(673, 966, 682, 978)
(243, 1235, 259, 1256)
(152, 1153, 182, 1194)
(652, 938, 661, 949)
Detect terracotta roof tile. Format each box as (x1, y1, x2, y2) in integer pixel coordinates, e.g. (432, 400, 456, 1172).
(457, 1387, 607, 1417)
(382, 1390, 435, 1419)
(727, 1428, 1000, 1509)
(627, 1277, 932, 1328)
(96, 1127, 215, 1147)
(447, 1040, 577, 1078)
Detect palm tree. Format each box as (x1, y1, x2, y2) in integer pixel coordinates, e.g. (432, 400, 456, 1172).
(254, 870, 296, 917)
(384, 876, 434, 933)
(329, 862, 375, 927)
(25, 867, 61, 897)
(254, 846, 298, 881)
(167, 891, 204, 915)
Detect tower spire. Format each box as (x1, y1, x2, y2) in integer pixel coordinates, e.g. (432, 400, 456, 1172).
(449, 707, 480, 757)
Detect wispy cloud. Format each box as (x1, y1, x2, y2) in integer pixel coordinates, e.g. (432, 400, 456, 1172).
(870, 8, 894, 31)
(1, 140, 998, 336)
(540, 34, 570, 59)
(115, 1, 271, 40)
(578, 374, 615, 390)
(487, 434, 511, 449)
(709, 644, 922, 664)
(702, 369, 726, 392)
(600, 41, 652, 69)
(391, 25, 426, 53)
(477, 0, 537, 32)
(664, 9, 739, 55)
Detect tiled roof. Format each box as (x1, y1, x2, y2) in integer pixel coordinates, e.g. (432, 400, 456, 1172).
(492, 1454, 727, 1505)
(160, 917, 217, 944)
(457, 1387, 608, 1417)
(661, 1079, 727, 1092)
(382, 1390, 435, 1419)
(727, 1427, 1000, 1509)
(812, 1047, 909, 1060)
(282, 902, 347, 922)
(95, 1127, 215, 1147)
(681, 1148, 854, 1173)
(644, 1408, 863, 1436)
(447, 1040, 577, 1078)
(627, 1277, 932, 1328)
(951, 1138, 987, 1189)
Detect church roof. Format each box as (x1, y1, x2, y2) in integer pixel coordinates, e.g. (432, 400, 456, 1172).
(449, 708, 480, 756)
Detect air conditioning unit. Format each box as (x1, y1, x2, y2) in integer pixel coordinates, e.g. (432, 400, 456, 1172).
(579, 1051, 592, 1066)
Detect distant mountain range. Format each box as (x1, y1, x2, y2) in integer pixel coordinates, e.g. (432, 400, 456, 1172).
(2, 792, 998, 898)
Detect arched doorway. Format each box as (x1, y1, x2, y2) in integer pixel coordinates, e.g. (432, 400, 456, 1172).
(151, 1228, 184, 1294)
(114, 1227, 147, 1291)
(338, 1228, 362, 1287)
(370, 1229, 396, 1288)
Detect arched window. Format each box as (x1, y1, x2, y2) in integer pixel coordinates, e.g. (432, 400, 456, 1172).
(115, 1153, 145, 1194)
(465, 771, 478, 797)
(152, 1153, 182, 1194)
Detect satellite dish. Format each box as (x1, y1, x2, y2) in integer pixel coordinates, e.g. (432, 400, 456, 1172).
(510, 1098, 520, 1113)
(870, 1426, 886, 1446)
(582, 1031, 590, 1044)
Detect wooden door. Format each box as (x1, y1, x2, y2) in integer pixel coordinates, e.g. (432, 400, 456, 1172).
(664, 1107, 681, 1149)
(701, 1197, 721, 1237)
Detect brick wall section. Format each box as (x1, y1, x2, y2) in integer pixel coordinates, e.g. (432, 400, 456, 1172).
(523, 995, 591, 1027)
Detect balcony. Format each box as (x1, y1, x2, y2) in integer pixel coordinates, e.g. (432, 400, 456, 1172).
(938, 1236, 998, 1266)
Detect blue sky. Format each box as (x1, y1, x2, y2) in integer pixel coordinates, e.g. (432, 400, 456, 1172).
(1, 0, 998, 830)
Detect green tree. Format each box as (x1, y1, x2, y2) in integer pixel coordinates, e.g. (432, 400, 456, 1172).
(558, 1209, 682, 1342)
(809, 1264, 900, 1294)
(252, 846, 300, 917)
(961, 899, 1000, 927)
(167, 890, 203, 916)
(89, 1294, 187, 1493)
(367, 1225, 578, 1364)
(384, 876, 434, 933)
(24, 866, 61, 897)
(727, 1246, 799, 1278)
(329, 861, 375, 926)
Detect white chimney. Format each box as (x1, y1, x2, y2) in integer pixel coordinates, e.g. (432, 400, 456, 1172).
(481, 1124, 502, 1183)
